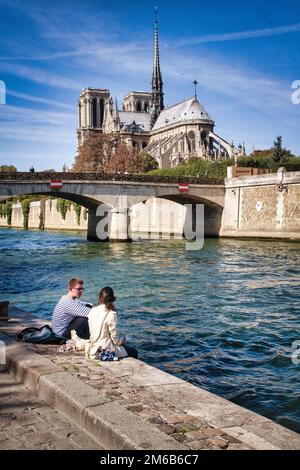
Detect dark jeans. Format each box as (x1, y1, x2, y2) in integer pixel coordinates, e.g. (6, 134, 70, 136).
(65, 317, 90, 340)
(124, 345, 138, 359)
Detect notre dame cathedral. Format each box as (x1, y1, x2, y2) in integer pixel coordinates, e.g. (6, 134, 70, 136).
(76, 12, 245, 168)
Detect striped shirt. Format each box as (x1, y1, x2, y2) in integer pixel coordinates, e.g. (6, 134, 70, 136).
(51, 295, 92, 337)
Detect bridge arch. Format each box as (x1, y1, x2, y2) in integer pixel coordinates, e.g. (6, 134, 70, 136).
(0, 191, 108, 211)
(0, 191, 114, 242)
(160, 194, 223, 238)
(130, 193, 223, 239)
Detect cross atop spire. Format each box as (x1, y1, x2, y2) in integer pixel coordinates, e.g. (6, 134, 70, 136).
(193, 80, 198, 99)
(151, 7, 164, 128)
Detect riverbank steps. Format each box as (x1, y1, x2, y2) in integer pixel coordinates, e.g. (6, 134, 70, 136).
(1, 306, 299, 450)
(0, 369, 102, 450)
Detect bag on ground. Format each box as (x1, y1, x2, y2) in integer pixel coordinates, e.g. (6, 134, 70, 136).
(98, 349, 118, 361)
(18, 325, 66, 344)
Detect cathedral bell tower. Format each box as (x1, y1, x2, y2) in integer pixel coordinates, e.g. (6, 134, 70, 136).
(76, 88, 110, 152)
(150, 8, 164, 128)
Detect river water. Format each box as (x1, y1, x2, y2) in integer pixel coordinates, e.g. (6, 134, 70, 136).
(0, 227, 299, 432)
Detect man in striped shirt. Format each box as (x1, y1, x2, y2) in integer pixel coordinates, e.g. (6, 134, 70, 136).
(51, 278, 92, 339)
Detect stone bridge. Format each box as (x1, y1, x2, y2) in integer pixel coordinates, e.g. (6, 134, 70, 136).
(0, 178, 225, 241)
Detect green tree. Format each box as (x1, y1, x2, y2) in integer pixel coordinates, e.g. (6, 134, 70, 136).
(271, 136, 291, 163)
(141, 152, 159, 171)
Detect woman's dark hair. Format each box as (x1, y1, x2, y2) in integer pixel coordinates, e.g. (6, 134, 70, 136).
(98, 286, 116, 311)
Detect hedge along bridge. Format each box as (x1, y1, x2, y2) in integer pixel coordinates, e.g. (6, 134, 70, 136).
(0, 172, 225, 241)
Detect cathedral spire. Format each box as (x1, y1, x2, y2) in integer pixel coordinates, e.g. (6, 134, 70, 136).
(151, 7, 164, 128)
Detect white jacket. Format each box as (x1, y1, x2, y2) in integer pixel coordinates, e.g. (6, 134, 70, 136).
(85, 304, 127, 359)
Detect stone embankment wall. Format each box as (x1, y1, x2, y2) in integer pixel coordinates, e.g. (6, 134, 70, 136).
(43, 200, 88, 230)
(0, 200, 88, 231)
(130, 198, 186, 238)
(0, 198, 186, 236)
(220, 171, 300, 239)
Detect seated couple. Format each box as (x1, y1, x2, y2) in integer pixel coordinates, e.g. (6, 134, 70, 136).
(51, 278, 138, 360)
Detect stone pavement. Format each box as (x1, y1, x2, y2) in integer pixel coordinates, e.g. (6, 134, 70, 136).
(0, 369, 102, 450)
(1, 307, 300, 450)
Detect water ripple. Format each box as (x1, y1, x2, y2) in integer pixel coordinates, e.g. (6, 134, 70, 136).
(0, 227, 299, 432)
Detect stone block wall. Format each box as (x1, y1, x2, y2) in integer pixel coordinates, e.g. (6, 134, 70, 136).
(11, 203, 23, 227)
(220, 171, 300, 239)
(28, 201, 41, 229)
(130, 198, 186, 238)
(44, 199, 88, 230)
(0, 198, 186, 237)
(0, 200, 88, 231)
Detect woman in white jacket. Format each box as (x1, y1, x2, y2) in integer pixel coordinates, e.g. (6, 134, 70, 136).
(85, 286, 138, 360)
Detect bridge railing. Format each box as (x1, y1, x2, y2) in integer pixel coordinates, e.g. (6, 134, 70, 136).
(0, 172, 224, 185)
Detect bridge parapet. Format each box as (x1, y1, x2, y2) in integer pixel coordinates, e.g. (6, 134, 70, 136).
(0, 171, 223, 185)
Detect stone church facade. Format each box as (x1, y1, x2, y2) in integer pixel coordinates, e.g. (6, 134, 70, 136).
(76, 13, 245, 168)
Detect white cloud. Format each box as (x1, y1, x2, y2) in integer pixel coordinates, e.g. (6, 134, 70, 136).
(176, 22, 300, 47)
(1, 1, 299, 161)
(1, 104, 75, 124)
(0, 104, 75, 145)
(7, 89, 76, 110)
(0, 2, 296, 116)
(0, 63, 82, 90)
(161, 51, 293, 112)
(0, 123, 74, 143)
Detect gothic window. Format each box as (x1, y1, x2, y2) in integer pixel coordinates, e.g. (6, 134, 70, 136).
(84, 99, 88, 127)
(200, 131, 207, 143)
(78, 103, 81, 128)
(132, 141, 137, 148)
(136, 101, 142, 112)
(188, 131, 195, 140)
(188, 131, 196, 152)
(144, 102, 149, 112)
(142, 142, 147, 149)
(92, 98, 97, 128)
(99, 99, 104, 128)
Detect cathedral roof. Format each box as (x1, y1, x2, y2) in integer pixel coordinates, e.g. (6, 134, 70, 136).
(119, 112, 150, 132)
(152, 97, 213, 131)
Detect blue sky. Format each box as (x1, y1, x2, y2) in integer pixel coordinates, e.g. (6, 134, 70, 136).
(0, 0, 299, 171)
